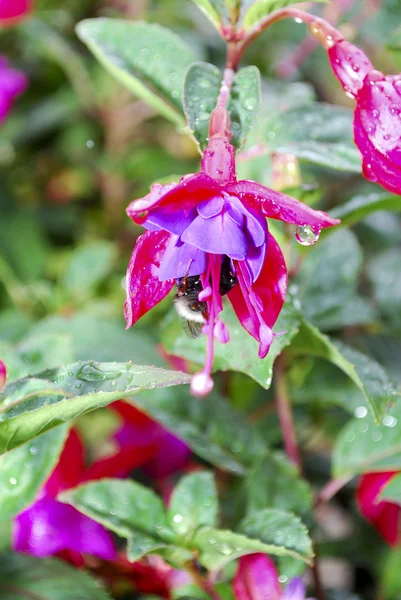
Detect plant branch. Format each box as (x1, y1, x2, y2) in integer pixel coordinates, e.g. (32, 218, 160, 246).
(275, 356, 302, 471)
(184, 560, 222, 600)
(314, 475, 352, 508)
(233, 7, 343, 68)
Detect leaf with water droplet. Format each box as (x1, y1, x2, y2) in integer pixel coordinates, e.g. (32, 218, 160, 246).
(0, 362, 190, 455)
(243, 0, 328, 28)
(76, 19, 196, 126)
(168, 471, 218, 537)
(0, 552, 110, 599)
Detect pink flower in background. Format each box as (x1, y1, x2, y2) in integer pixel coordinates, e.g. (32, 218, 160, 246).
(13, 426, 156, 560)
(0, 359, 6, 390)
(0, 0, 32, 25)
(0, 57, 27, 122)
(125, 108, 339, 395)
(233, 553, 314, 600)
(110, 400, 191, 480)
(357, 471, 400, 546)
(327, 38, 401, 194)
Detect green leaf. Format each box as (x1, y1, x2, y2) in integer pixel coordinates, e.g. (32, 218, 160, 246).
(0, 551, 110, 599)
(76, 19, 196, 126)
(330, 191, 401, 226)
(183, 62, 220, 150)
(290, 321, 400, 423)
(193, 509, 313, 570)
(183, 64, 261, 151)
(28, 313, 163, 365)
(191, 0, 224, 28)
(0, 426, 69, 522)
(264, 103, 361, 172)
(60, 478, 176, 560)
(229, 66, 261, 150)
(239, 509, 313, 563)
(245, 452, 313, 519)
(297, 230, 365, 327)
(0, 362, 190, 455)
(161, 299, 301, 389)
(333, 407, 401, 477)
(0, 333, 73, 382)
(62, 241, 117, 302)
(243, 0, 328, 28)
(367, 249, 401, 333)
(380, 473, 401, 504)
(168, 472, 218, 536)
(131, 388, 267, 475)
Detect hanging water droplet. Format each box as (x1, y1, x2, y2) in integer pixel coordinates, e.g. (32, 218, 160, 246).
(173, 514, 183, 523)
(9, 477, 17, 485)
(294, 225, 321, 246)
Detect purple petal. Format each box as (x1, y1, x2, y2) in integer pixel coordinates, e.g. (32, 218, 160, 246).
(244, 241, 267, 284)
(144, 431, 191, 479)
(181, 212, 248, 260)
(158, 235, 207, 280)
(198, 195, 224, 218)
(226, 181, 340, 229)
(233, 554, 281, 600)
(13, 499, 116, 560)
(282, 578, 306, 600)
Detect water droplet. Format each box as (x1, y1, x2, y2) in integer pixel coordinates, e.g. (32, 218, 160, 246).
(294, 224, 321, 246)
(345, 432, 356, 443)
(169, 72, 178, 80)
(383, 415, 397, 427)
(9, 477, 17, 485)
(208, 538, 216, 545)
(171, 90, 179, 99)
(244, 97, 257, 111)
(198, 78, 211, 89)
(294, 17, 303, 23)
(278, 575, 288, 584)
(140, 48, 149, 57)
(354, 406, 368, 419)
(359, 422, 369, 433)
(29, 446, 38, 455)
(372, 431, 383, 442)
(384, 134, 391, 141)
(372, 109, 380, 119)
(217, 544, 233, 556)
(76, 363, 121, 383)
(173, 514, 183, 523)
(110, 509, 117, 515)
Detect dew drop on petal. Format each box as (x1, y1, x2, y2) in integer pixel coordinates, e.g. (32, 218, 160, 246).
(294, 224, 321, 246)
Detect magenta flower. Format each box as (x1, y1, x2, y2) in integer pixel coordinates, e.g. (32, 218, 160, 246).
(327, 38, 401, 194)
(110, 400, 190, 480)
(233, 553, 313, 600)
(0, 359, 6, 390)
(0, 56, 28, 122)
(0, 0, 32, 25)
(125, 108, 339, 395)
(356, 471, 400, 547)
(13, 426, 157, 560)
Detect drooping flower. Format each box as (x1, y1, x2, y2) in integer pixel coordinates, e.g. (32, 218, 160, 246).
(325, 36, 401, 194)
(0, 0, 33, 25)
(0, 56, 28, 122)
(125, 107, 339, 395)
(13, 425, 156, 560)
(356, 471, 401, 546)
(233, 553, 314, 600)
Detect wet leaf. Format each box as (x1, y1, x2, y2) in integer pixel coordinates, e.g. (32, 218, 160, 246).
(243, 0, 328, 28)
(76, 19, 196, 125)
(0, 552, 110, 599)
(264, 103, 361, 172)
(190, 0, 226, 28)
(0, 362, 190, 455)
(290, 321, 399, 423)
(168, 472, 218, 536)
(0, 426, 69, 522)
(330, 191, 401, 226)
(333, 406, 401, 477)
(161, 299, 301, 389)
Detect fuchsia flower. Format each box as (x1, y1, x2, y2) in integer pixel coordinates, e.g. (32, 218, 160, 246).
(357, 471, 400, 547)
(110, 400, 190, 480)
(13, 424, 157, 560)
(0, 0, 32, 25)
(327, 37, 401, 194)
(0, 56, 28, 122)
(233, 553, 314, 600)
(125, 108, 339, 395)
(0, 359, 6, 390)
